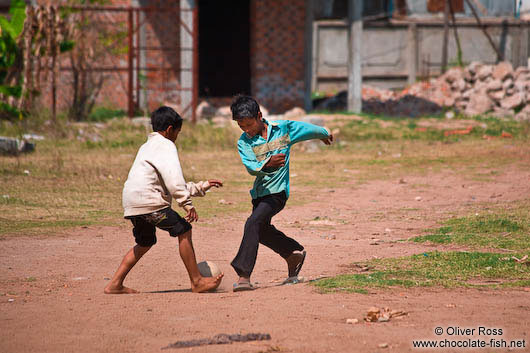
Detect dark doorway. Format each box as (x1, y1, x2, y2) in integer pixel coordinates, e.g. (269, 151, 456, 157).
(199, 0, 250, 97)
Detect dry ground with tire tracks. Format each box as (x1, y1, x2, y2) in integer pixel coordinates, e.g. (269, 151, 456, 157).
(1, 160, 529, 352)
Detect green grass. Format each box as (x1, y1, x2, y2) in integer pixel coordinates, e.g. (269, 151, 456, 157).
(313, 251, 530, 293)
(326, 114, 530, 142)
(411, 204, 530, 251)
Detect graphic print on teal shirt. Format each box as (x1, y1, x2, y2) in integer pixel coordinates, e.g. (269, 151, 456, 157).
(237, 118, 330, 199)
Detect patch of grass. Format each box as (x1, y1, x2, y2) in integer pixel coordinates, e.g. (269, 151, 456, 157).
(313, 251, 530, 293)
(411, 205, 529, 251)
(325, 114, 529, 143)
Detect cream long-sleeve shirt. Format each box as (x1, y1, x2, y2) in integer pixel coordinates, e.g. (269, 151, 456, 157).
(122, 132, 209, 217)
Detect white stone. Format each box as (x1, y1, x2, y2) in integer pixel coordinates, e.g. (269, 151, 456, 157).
(489, 107, 514, 119)
(488, 90, 505, 101)
(467, 61, 483, 75)
(514, 66, 530, 80)
(452, 78, 466, 92)
(283, 107, 306, 120)
(195, 101, 216, 120)
(486, 79, 502, 92)
(444, 67, 464, 83)
(492, 61, 514, 81)
(477, 65, 493, 81)
(501, 92, 525, 110)
(215, 106, 231, 116)
(465, 92, 493, 116)
(502, 78, 514, 90)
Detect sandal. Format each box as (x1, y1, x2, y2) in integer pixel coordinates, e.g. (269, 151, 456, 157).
(233, 281, 255, 292)
(282, 276, 301, 285)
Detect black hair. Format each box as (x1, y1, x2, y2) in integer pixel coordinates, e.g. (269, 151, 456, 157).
(150, 106, 183, 132)
(230, 95, 260, 121)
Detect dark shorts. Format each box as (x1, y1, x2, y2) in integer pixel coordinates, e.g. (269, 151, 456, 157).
(125, 207, 192, 247)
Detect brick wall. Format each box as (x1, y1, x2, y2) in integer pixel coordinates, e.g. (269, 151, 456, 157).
(140, 0, 181, 112)
(250, 0, 306, 113)
(33, 0, 131, 115)
(34, 0, 182, 115)
(33, 0, 308, 116)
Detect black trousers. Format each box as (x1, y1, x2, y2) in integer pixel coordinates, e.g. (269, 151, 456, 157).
(231, 191, 304, 277)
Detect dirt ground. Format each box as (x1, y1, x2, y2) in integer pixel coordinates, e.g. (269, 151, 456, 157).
(1, 167, 529, 353)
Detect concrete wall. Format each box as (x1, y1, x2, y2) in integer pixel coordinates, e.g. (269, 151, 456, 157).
(313, 18, 530, 92)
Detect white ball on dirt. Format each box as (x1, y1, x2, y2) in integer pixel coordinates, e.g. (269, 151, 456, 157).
(197, 261, 222, 278)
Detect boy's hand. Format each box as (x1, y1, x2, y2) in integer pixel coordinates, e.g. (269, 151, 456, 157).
(185, 208, 198, 222)
(207, 179, 223, 188)
(321, 134, 333, 145)
(265, 153, 286, 168)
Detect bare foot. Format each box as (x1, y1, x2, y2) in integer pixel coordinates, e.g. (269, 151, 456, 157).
(191, 274, 224, 293)
(286, 251, 306, 278)
(104, 284, 139, 294)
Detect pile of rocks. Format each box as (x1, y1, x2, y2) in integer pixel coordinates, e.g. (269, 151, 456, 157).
(414, 61, 530, 121)
(361, 61, 530, 120)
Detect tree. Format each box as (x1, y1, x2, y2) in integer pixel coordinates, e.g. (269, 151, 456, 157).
(0, 0, 73, 120)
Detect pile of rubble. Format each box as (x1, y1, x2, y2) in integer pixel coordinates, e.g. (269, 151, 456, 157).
(406, 61, 530, 120)
(316, 61, 530, 121)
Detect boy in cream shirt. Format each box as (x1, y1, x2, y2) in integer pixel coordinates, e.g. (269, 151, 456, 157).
(105, 106, 223, 294)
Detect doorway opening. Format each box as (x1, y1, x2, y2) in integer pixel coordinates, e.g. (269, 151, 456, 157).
(198, 0, 251, 98)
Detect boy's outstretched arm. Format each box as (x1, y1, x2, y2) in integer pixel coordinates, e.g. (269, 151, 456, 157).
(183, 179, 223, 223)
(287, 120, 333, 145)
(185, 179, 222, 196)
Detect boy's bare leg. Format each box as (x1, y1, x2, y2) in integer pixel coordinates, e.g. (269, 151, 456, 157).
(104, 245, 151, 294)
(178, 230, 223, 293)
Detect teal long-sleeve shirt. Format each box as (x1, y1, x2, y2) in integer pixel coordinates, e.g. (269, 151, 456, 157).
(237, 118, 330, 199)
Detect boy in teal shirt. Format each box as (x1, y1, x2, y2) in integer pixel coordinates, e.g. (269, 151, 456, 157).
(230, 95, 333, 291)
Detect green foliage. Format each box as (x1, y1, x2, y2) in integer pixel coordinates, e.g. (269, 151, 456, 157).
(87, 107, 126, 122)
(59, 40, 75, 53)
(0, 0, 26, 119)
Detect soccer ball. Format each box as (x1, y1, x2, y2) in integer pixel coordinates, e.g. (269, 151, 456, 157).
(197, 260, 222, 278)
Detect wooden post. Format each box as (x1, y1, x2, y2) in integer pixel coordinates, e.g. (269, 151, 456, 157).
(449, 0, 463, 67)
(441, 0, 450, 73)
(464, 0, 503, 62)
(304, 0, 314, 112)
(127, 8, 134, 118)
(519, 22, 529, 66)
(407, 23, 417, 85)
(347, 0, 362, 113)
(180, 0, 195, 120)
